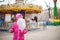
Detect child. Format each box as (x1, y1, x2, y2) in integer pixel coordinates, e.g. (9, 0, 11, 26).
(10, 13, 27, 40)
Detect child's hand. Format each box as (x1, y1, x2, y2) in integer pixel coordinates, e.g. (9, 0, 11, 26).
(23, 28, 27, 34)
(9, 29, 13, 33)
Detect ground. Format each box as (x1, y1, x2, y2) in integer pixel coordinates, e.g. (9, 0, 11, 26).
(0, 26, 60, 40)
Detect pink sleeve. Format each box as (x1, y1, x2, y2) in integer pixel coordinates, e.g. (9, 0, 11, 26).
(23, 27, 28, 34)
(10, 23, 15, 33)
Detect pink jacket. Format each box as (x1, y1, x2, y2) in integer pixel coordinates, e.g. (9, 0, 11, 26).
(10, 22, 27, 40)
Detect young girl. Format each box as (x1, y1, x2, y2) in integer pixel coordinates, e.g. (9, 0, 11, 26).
(10, 13, 27, 40)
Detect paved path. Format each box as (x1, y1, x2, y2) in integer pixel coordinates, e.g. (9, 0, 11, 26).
(0, 26, 60, 40)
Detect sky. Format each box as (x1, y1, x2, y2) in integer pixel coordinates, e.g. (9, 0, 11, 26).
(29, 0, 60, 9)
(0, 0, 15, 4)
(0, 0, 60, 10)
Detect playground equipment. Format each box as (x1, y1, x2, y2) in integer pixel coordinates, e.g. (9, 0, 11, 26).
(53, 0, 60, 25)
(48, 0, 60, 25)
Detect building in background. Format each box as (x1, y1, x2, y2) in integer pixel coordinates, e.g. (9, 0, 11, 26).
(57, 9, 60, 19)
(16, 0, 24, 4)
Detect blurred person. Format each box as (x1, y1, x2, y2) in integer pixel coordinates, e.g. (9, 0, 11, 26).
(30, 19, 35, 23)
(34, 16, 38, 22)
(0, 17, 4, 27)
(34, 16, 38, 27)
(11, 15, 15, 23)
(10, 13, 27, 40)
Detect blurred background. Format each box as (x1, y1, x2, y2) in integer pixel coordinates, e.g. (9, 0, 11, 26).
(0, 0, 60, 40)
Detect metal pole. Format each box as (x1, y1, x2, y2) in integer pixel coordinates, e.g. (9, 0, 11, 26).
(44, 1, 51, 18)
(48, 2, 51, 18)
(53, 0, 58, 19)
